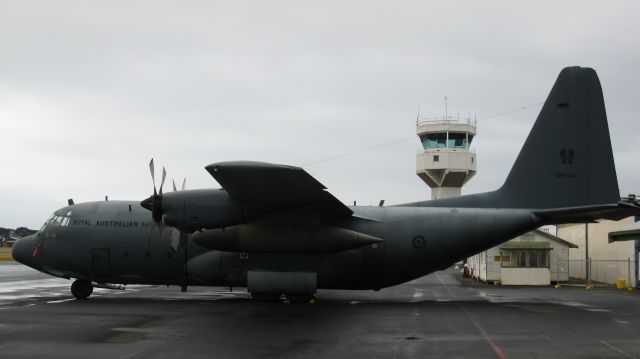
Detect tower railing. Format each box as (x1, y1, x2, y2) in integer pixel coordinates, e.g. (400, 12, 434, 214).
(416, 115, 476, 126)
(416, 147, 476, 154)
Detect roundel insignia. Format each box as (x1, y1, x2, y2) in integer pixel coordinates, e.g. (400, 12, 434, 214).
(413, 235, 426, 249)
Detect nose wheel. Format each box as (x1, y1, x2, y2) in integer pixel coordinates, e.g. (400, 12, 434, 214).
(71, 280, 93, 299)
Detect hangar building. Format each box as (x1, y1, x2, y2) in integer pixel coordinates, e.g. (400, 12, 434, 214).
(557, 215, 639, 288)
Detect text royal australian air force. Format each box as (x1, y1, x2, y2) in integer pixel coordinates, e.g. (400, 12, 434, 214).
(71, 219, 154, 228)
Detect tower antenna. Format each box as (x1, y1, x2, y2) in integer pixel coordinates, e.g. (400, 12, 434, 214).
(444, 96, 448, 120)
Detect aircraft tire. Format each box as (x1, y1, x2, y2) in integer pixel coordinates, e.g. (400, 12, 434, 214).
(71, 280, 93, 300)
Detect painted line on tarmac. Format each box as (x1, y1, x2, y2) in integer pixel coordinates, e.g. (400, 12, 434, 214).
(0, 303, 35, 311)
(585, 308, 611, 312)
(553, 301, 611, 313)
(0, 279, 70, 293)
(46, 298, 75, 304)
(436, 272, 508, 359)
(600, 341, 637, 359)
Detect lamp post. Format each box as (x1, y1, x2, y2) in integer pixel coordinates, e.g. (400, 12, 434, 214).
(585, 223, 591, 288)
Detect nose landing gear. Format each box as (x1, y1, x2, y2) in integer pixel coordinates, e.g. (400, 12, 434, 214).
(71, 280, 93, 299)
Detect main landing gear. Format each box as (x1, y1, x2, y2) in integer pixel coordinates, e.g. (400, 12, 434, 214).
(251, 292, 316, 303)
(284, 293, 315, 304)
(71, 279, 93, 299)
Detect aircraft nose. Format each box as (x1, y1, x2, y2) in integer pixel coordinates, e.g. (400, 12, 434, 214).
(12, 234, 39, 268)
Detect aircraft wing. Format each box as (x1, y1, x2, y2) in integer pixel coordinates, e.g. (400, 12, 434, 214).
(205, 161, 353, 217)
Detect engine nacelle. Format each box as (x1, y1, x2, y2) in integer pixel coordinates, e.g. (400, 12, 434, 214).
(160, 189, 270, 231)
(190, 223, 382, 253)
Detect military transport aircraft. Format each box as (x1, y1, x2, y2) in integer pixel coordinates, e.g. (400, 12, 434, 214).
(12, 67, 640, 302)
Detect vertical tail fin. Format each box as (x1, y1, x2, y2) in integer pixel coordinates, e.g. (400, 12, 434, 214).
(499, 66, 620, 209)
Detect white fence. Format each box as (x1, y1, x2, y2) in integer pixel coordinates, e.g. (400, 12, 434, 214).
(556, 258, 636, 287)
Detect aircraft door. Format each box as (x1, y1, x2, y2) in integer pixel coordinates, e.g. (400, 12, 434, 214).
(91, 248, 111, 279)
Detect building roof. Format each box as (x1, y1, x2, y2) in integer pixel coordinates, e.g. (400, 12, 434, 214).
(499, 229, 578, 249)
(532, 229, 579, 248)
(500, 241, 552, 250)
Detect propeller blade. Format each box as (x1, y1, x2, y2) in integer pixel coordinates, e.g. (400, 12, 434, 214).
(181, 178, 187, 191)
(149, 220, 155, 243)
(169, 230, 184, 253)
(159, 167, 167, 195)
(172, 179, 177, 192)
(149, 158, 157, 195)
(160, 215, 165, 241)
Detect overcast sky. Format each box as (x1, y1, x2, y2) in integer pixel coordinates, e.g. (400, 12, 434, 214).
(1, 1, 639, 229)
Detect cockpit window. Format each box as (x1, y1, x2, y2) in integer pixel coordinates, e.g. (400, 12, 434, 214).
(41, 215, 55, 231)
(43, 211, 73, 228)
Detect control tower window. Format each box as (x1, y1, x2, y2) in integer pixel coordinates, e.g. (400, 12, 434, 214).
(421, 133, 447, 149)
(448, 133, 469, 149)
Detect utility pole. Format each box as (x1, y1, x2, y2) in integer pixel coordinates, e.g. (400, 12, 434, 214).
(585, 223, 590, 287)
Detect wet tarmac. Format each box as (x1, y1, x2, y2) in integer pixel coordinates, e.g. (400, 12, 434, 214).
(1, 262, 639, 358)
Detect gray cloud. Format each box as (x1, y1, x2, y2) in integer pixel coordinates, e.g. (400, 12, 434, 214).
(1, 1, 638, 228)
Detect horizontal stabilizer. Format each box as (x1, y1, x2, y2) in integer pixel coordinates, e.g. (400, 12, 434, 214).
(535, 202, 640, 224)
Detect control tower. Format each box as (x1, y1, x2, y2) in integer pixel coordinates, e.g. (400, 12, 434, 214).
(416, 115, 477, 200)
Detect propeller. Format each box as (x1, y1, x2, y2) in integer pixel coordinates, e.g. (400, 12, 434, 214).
(172, 177, 187, 192)
(141, 160, 187, 250)
(141, 159, 169, 244)
(141, 159, 166, 223)
(168, 228, 187, 253)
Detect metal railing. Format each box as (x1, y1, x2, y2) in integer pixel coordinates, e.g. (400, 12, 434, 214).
(415, 147, 477, 154)
(416, 115, 476, 126)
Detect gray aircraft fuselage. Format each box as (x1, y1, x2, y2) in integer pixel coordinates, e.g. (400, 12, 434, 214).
(13, 198, 537, 291)
(11, 67, 639, 299)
